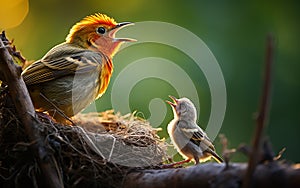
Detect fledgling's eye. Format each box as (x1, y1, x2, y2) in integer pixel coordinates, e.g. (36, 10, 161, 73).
(97, 27, 106, 34)
(180, 103, 187, 113)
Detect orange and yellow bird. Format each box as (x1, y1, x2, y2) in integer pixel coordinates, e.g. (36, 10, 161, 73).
(22, 13, 135, 123)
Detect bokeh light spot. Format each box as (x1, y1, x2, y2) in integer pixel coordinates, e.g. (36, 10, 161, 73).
(0, 0, 29, 29)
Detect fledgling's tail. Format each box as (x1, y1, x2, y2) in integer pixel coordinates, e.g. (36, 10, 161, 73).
(207, 148, 224, 163)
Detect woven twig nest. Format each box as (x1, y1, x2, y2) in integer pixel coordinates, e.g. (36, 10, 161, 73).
(0, 89, 168, 187)
(74, 111, 167, 167)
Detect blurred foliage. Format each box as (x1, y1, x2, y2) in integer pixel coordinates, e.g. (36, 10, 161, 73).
(3, 0, 300, 163)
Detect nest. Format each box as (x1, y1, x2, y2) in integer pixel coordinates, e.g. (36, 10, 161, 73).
(0, 87, 168, 188)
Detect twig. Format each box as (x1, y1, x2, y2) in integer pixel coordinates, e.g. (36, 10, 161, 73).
(219, 134, 236, 169)
(243, 34, 274, 188)
(0, 33, 63, 188)
(40, 92, 75, 125)
(108, 135, 116, 162)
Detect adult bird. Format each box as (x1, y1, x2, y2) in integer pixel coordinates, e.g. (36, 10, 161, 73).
(166, 96, 223, 165)
(22, 13, 135, 123)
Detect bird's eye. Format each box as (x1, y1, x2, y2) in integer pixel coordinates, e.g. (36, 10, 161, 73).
(179, 103, 187, 113)
(97, 27, 106, 34)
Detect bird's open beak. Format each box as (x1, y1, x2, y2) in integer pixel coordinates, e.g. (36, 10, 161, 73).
(166, 95, 178, 108)
(109, 22, 136, 42)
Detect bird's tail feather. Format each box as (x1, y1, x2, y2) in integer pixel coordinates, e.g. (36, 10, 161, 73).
(211, 151, 224, 163)
(206, 148, 223, 163)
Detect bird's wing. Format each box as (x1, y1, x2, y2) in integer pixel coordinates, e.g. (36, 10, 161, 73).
(177, 120, 213, 148)
(177, 120, 223, 163)
(22, 45, 103, 86)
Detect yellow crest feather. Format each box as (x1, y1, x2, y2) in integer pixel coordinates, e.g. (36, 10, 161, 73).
(66, 13, 117, 43)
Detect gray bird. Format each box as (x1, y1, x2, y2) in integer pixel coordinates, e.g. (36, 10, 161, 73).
(166, 96, 223, 165)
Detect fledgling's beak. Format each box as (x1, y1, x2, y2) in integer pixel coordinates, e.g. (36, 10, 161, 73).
(166, 95, 178, 108)
(109, 22, 136, 42)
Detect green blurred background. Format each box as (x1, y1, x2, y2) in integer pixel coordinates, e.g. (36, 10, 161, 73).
(2, 0, 300, 163)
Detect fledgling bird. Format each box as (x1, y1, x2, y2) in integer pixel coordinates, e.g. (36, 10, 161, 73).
(22, 13, 135, 123)
(166, 96, 223, 165)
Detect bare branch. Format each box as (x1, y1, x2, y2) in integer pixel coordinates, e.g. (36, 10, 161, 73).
(0, 32, 63, 188)
(243, 34, 275, 188)
(123, 163, 300, 188)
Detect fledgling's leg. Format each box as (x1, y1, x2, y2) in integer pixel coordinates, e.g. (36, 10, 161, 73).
(161, 158, 191, 168)
(193, 155, 199, 165)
